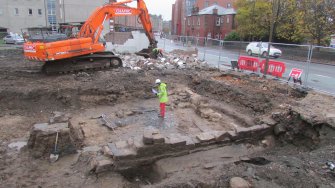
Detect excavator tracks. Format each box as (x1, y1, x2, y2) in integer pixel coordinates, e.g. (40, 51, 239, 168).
(42, 52, 122, 74)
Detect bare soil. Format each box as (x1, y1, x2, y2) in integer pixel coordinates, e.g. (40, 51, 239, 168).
(0, 49, 335, 188)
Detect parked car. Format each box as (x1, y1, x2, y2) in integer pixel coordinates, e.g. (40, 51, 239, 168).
(246, 42, 282, 58)
(3, 34, 25, 44)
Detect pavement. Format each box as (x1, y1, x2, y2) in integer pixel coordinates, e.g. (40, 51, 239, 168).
(157, 38, 335, 95)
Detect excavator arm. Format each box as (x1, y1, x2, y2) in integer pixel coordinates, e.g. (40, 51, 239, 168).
(78, 0, 157, 48)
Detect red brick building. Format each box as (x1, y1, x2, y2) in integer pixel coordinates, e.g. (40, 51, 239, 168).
(171, 0, 185, 35)
(185, 4, 236, 40)
(195, 0, 235, 9)
(171, 0, 236, 36)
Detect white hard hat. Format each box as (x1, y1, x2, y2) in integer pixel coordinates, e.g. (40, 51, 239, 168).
(155, 79, 161, 84)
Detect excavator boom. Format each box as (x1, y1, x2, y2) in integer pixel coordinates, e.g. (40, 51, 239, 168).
(23, 0, 157, 73)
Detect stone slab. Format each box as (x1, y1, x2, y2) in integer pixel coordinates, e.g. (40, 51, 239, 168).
(274, 124, 286, 135)
(95, 159, 114, 173)
(83, 146, 101, 153)
(143, 131, 154, 145)
(235, 124, 271, 139)
(114, 140, 129, 149)
(261, 116, 278, 126)
(108, 143, 137, 160)
(228, 131, 237, 140)
(165, 134, 187, 147)
(133, 136, 145, 149)
(230, 177, 250, 188)
(33, 122, 69, 134)
(103, 145, 113, 156)
(212, 131, 231, 142)
(196, 132, 215, 143)
(152, 133, 165, 144)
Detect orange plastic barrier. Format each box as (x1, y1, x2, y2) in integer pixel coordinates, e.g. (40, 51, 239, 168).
(237, 56, 260, 72)
(260, 60, 286, 78)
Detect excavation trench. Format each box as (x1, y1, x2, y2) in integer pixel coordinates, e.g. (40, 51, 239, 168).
(106, 111, 326, 187)
(1, 61, 334, 187)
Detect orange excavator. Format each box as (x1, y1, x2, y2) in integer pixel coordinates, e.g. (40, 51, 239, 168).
(23, 0, 157, 74)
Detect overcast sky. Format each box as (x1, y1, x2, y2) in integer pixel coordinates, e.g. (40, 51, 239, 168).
(127, 0, 175, 21)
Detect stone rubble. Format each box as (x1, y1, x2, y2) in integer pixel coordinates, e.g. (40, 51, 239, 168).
(229, 177, 250, 188)
(120, 49, 209, 70)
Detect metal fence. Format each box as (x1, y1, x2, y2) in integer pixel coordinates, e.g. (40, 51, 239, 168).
(158, 35, 335, 95)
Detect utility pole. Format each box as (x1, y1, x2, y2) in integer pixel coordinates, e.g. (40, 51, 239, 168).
(263, 0, 280, 77)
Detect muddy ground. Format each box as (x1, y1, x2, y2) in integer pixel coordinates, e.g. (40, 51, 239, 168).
(0, 49, 335, 188)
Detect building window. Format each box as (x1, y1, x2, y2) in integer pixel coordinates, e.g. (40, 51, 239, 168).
(192, 18, 195, 26)
(47, 0, 57, 31)
(38, 9, 42, 15)
(197, 17, 200, 26)
(227, 17, 230, 23)
(205, 1, 209, 7)
(227, 3, 231, 8)
(15, 8, 19, 15)
(216, 17, 220, 26)
(28, 9, 33, 15)
(0, 9, 3, 16)
(221, 16, 224, 23)
(214, 2, 217, 5)
(188, 18, 190, 26)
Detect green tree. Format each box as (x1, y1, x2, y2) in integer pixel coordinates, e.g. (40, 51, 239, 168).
(300, 0, 335, 46)
(224, 31, 241, 41)
(235, 0, 272, 41)
(275, 0, 305, 43)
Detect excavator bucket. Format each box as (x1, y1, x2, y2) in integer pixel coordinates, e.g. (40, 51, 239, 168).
(135, 48, 153, 59)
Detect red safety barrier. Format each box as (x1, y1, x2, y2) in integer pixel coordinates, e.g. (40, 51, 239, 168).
(260, 60, 286, 78)
(238, 56, 260, 72)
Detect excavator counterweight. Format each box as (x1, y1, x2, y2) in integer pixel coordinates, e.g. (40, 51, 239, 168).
(23, 0, 157, 74)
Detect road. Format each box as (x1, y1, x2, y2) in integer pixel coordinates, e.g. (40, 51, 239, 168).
(157, 38, 335, 95)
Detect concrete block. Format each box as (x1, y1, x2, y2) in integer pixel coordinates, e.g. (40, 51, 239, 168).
(196, 132, 215, 143)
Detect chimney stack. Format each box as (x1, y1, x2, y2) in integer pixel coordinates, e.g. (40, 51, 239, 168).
(213, 8, 218, 15)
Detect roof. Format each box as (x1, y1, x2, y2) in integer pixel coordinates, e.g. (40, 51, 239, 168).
(197, 5, 236, 16)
